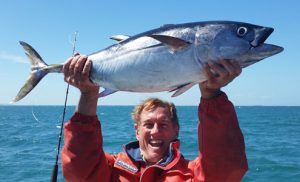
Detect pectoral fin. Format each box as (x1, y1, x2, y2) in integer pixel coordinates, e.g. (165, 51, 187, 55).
(98, 88, 118, 97)
(170, 83, 195, 97)
(148, 34, 191, 52)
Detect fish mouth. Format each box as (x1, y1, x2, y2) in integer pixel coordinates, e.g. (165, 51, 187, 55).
(241, 26, 283, 67)
(251, 43, 284, 58)
(251, 27, 274, 47)
(249, 26, 284, 57)
(241, 43, 284, 68)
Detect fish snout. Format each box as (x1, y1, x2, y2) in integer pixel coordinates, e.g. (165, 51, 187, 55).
(251, 27, 274, 47)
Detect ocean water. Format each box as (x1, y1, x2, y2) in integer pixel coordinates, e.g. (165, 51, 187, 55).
(0, 105, 299, 182)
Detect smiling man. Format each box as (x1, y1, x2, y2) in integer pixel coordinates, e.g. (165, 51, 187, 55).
(132, 98, 179, 165)
(61, 54, 248, 182)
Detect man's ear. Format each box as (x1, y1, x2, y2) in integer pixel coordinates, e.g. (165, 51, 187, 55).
(134, 123, 139, 140)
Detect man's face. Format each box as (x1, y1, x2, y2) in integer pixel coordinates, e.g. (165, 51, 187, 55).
(135, 106, 179, 164)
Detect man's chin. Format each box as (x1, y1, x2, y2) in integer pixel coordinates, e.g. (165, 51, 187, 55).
(147, 156, 162, 164)
(148, 147, 164, 155)
(148, 151, 164, 161)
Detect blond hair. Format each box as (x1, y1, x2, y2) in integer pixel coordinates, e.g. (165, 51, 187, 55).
(132, 98, 179, 127)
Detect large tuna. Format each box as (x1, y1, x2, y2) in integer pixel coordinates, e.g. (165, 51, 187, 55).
(12, 21, 283, 103)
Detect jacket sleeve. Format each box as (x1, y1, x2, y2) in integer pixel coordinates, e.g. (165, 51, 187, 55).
(61, 112, 114, 182)
(196, 92, 248, 182)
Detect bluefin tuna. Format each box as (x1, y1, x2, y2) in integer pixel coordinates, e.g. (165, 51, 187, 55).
(12, 21, 283, 102)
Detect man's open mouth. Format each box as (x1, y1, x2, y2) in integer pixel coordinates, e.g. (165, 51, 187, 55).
(149, 139, 163, 147)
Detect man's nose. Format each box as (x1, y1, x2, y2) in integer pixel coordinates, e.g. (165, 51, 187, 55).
(151, 123, 160, 135)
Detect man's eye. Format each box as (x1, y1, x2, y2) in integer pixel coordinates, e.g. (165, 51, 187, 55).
(161, 124, 168, 128)
(144, 123, 153, 128)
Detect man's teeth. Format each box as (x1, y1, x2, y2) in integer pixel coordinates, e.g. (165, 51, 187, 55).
(149, 140, 163, 145)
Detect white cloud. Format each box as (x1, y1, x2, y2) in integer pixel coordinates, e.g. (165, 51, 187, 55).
(0, 51, 28, 64)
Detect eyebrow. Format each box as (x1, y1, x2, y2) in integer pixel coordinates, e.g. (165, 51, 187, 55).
(141, 118, 171, 124)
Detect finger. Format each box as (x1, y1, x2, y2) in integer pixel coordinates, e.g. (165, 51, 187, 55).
(82, 59, 92, 80)
(74, 55, 88, 81)
(63, 56, 73, 75)
(66, 76, 74, 85)
(222, 60, 242, 77)
(220, 59, 236, 76)
(204, 63, 216, 81)
(68, 55, 81, 75)
(208, 61, 227, 78)
(202, 63, 221, 90)
(230, 60, 242, 76)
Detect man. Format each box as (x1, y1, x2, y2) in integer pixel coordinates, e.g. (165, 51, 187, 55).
(61, 54, 248, 182)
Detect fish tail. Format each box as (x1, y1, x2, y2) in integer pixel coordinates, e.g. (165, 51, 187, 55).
(11, 41, 62, 103)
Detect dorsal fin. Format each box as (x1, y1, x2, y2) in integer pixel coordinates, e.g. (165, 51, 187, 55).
(110, 35, 130, 42)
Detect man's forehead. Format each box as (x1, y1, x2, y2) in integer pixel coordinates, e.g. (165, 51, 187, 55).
(140, 106, 171, 120)
(143, 105, 170, 113)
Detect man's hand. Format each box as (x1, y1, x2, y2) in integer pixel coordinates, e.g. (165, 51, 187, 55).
(199, 60, 241, 99)
(63, 54, 100, 115)
(63, 53, 100, 96)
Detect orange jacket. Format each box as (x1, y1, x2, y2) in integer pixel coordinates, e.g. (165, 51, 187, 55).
(61, 93, 248, 181)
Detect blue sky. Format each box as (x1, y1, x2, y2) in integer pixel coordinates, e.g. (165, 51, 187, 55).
(0, 0, 299, 106)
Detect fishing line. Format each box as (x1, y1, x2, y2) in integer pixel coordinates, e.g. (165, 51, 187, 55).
(68, 32, 79, 49)
(31, 98, 40, 122)
(51, 31, 78, 182)
(31, 107, 39, 122)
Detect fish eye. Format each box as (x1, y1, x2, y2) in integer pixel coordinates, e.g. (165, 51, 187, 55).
(237, 27, 248, 37)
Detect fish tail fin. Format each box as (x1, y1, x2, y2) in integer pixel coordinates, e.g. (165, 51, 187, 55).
(11, 41, 51, 103)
